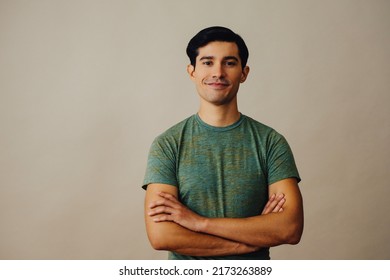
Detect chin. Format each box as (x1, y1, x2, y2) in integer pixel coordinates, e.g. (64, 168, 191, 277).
(208, 97, 236, 106)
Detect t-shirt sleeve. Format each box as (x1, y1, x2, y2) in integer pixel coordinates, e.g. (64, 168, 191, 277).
(266, 131, 301, 186)
(142, 136, 178, 190)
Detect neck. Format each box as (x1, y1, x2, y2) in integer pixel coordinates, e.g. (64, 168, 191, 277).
(198, 100, 240, 127)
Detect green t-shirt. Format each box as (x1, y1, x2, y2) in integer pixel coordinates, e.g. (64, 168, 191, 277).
(143, 114, 300, 260)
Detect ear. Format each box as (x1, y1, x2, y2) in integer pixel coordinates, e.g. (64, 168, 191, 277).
(187, 64, 196, 80)
(240, 66, 250, 83)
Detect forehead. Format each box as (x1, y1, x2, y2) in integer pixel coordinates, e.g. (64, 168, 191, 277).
(196, 41, 239, 60)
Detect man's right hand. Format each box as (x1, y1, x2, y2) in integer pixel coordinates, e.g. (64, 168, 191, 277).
(261, 193, 286, 214)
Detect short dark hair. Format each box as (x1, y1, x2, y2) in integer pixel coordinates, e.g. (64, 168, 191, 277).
(186, 26, 249, 69)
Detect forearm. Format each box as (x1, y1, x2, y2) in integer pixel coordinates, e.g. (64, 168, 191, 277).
(200, 211, 303, 247)
(198, 179, 304, 247)
(146, 219, 259, 257)
(145, 180, 303, 254)
(144, 183, 258, 257)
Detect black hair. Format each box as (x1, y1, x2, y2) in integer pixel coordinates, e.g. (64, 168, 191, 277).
(186, 26, 249, 69)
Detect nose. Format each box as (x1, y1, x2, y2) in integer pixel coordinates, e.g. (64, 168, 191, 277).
(212, 63, 225, 78)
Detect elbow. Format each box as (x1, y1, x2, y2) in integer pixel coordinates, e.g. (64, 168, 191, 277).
(149, 239, 163, 251)
(146, 223, 171, 251)
(148, 234, 169, 251)
(145, 220, 181, 252)
(286, 231, 302, 245)
(283, 223, 303, 245)
(147, 230, 178, 251)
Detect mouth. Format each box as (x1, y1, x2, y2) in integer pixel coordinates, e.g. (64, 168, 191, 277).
(205, 82, 230, 89)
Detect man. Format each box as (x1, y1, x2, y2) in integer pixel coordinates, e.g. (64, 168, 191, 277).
(142, 26, 303, 260)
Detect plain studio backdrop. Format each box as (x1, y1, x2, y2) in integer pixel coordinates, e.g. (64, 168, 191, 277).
(0, 0, 389, 260)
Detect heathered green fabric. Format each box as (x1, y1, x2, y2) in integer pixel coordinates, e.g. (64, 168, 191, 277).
(143, 114, 300, 260)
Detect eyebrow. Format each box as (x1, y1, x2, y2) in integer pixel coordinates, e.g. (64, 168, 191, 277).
(223, 56, 239, 62)
(199, 56, 239, 62)
(199, 56, 214, 61)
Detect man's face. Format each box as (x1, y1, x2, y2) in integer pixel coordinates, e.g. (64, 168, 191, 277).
(187, 41, 249, 106)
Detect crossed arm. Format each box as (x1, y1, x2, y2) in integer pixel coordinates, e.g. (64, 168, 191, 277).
(144, 178, 303, 257)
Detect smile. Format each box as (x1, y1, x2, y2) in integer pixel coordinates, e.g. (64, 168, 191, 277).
(205, 82, 230, 89)
(207, 83, 229, 90)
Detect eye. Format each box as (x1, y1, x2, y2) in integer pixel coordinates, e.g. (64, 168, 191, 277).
(225, 60, 237, 66)
(202, 61, 212, 66)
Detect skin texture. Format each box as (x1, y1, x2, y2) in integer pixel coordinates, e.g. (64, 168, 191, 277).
(144, 41, 304, 257)
(145, 183, 258, 256)
(148, 178, 303, 248)
(145, 183, 288, 256)
(187, 41, 249, 127)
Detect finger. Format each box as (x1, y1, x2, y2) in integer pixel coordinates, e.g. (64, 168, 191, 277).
(272, 198, 286, 213)
(152, 214, 174, 223)
(270, 194, 285, 212)
(149, 198, 177, 210)
(263, 194, 282, 214)
(148, 205, 174, 217)
(158, 192, 179, 202)
(261, 194, 275, 214)
(262, 193, 286, 214)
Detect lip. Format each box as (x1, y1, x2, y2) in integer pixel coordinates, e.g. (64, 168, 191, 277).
(206, 82, 230, 89)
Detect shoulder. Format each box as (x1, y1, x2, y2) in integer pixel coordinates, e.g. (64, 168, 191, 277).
(240, 115, 293, 156)
(242, 115, 284, 140)
(152, 115, 196, 146)
(161, 115, 195, 136)
(242, 115, 273, 130)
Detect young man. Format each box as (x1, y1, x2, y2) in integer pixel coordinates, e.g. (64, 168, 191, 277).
(142, 26, 303, 260)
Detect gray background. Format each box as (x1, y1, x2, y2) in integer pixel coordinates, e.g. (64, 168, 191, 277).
(1, 0, 389, 259)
